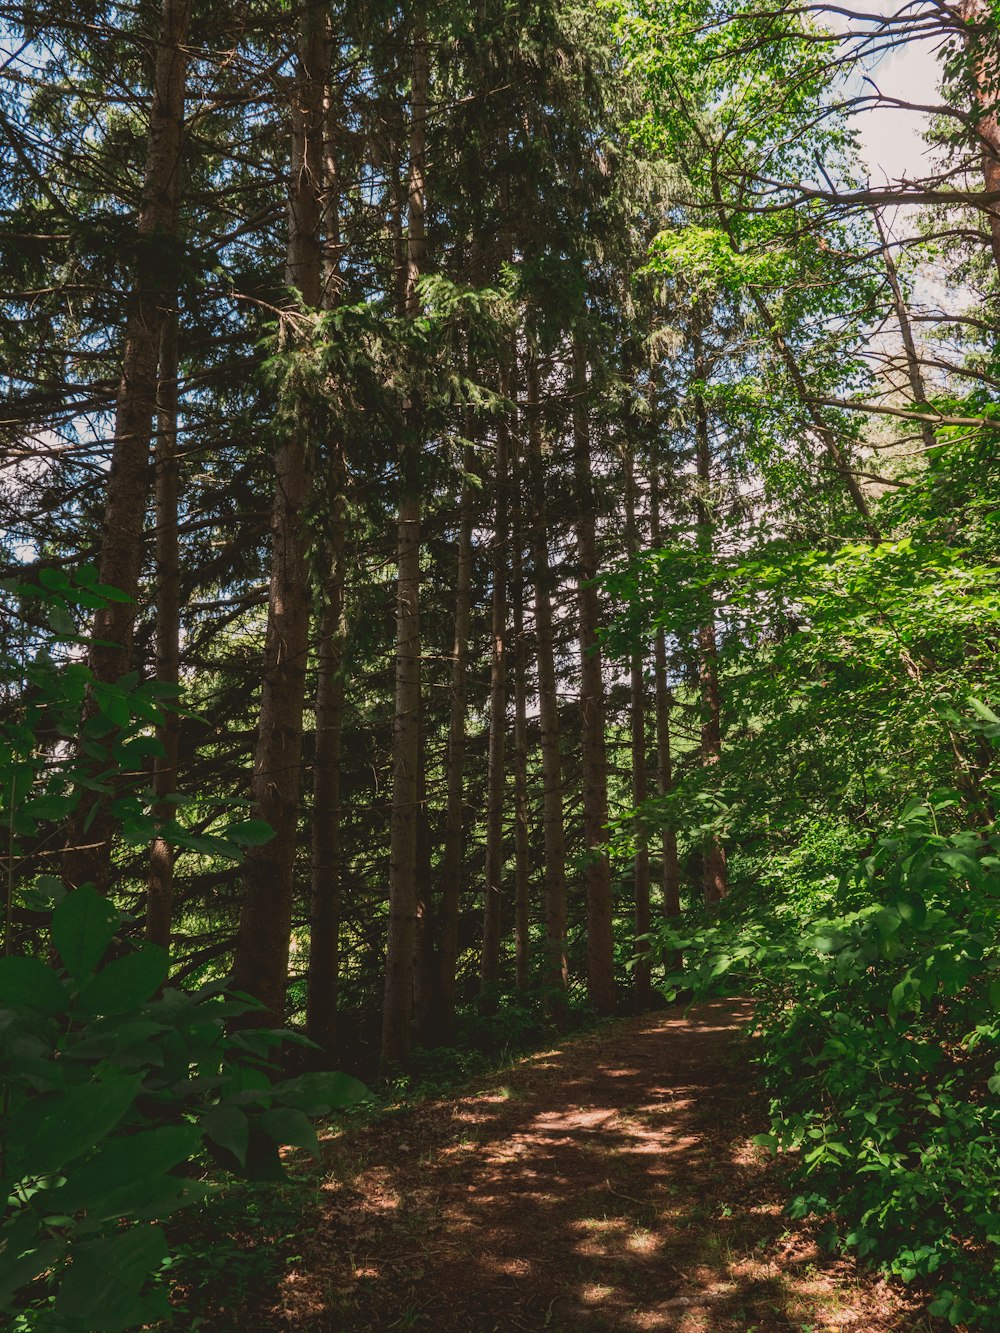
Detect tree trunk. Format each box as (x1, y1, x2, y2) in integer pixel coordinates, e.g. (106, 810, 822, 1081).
(381, 7, 428, 1072)
(959, 0, 1000, 280)
(572, 335, 616, 1016)
(437, 447, 475, 1043)
(64, 0, 190, 893)
(230, 2, 328, 1025)
(306, 558, 346, 1061)
(649, 457, 681, 919)
(693, 334, 727, 907)
(624, 447, 651, 1010)
(479, 363, 511, 1009)
(146, 308, 181, 948)
(413, 721, 437, 1045)
(306, 79, 348, 1063)
(512, 443, 531, 994)
(526, 343, 568, 1010)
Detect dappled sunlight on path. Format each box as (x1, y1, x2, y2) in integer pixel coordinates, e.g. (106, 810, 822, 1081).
(212, 1002, 938, 1331)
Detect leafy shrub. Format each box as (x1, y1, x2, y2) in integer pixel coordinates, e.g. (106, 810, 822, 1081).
(651, 789, 1000, 1329)
(0, 885, 369, 1330)
(0, 573, 369, 1328)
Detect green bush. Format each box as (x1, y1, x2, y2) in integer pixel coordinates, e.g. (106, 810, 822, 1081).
(0, 571, 369, 1328)
(651, 789, 1000, 1329)
(0, 885, 368, 1330)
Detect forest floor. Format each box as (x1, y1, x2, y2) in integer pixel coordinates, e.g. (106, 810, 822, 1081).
(182, 1000, 944, 1332)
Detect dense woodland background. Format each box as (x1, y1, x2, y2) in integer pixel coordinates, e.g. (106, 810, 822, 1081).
(3, 0, 1000, 1323)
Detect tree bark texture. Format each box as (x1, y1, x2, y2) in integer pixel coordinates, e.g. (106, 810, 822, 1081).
(146, 308, 181, 948)
(872, 209, 939, 457)
(413, 722, 437, 1046)
(306, 558, 346, 1060)
(231, 2, 328, 1025)
(381, 8, 428, 1071)
(512, 445, 531, 994)
(436, 449, 475, 1043)
(526, 344, 568, 1008)
(624, 447, 651, 1009)
(306, 80, 348, 1063)
(649, 455, 681, 919)
(65, 0, 191, 893)
(479, 362, 511, 1008)
(572, 336, 616, 1016)
(693, 337, 728, 907)
(960, 0, 1000, 280)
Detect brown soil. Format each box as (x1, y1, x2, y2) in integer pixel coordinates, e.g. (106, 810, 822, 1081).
(203, 1001, 943, 1331)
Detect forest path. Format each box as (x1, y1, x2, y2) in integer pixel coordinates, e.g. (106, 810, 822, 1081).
(228, 1001, 936, 1331)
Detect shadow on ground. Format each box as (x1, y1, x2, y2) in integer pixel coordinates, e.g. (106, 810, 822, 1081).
(195, 1000, 941, 1332)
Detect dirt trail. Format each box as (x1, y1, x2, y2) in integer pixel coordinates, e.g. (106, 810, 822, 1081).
(219, 1001, 938, 1331)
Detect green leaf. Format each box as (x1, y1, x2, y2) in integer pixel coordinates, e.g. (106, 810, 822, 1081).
(55, 1225, 168, 1329)
(241, 1125, 287, 1182)
(91, 681, 130, 728)
(222, 819, 275, 847)
(874, 908, 902, 940)
(889, 970, 917, 1023)
(0, 1233, 66, 1308)
(260, 1107, 319, 1155)
(811, 928, 849, 956)
(272, 1070, 370, 1115)
(13, 1075, 141, 1175)
(47, 604, 76, 636)
(939, 850, 979, 878)
(751, 1133, 778, 1151)
(969, 697, 1000, 725)
(75, 1171, 205, 1228)
(202, 1105, 250, 1167)
(90, 581, 133, 604)
(55, 1125, 201, 1217)
(0, 956, 68, 1016)
(892, 891, 926, 929)
(75, 946, 169, 1016)
(52, 884, 119, 979)
(38, 567, 71, 593)
(167, 827, 243, 860)
(27, 875, 67, 909)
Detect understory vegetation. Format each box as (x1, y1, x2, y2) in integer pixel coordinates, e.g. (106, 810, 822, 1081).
(659, 797, 1000, 1330)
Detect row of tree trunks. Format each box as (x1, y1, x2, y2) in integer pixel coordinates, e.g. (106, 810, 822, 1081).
(80, 4, 691, 1054)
